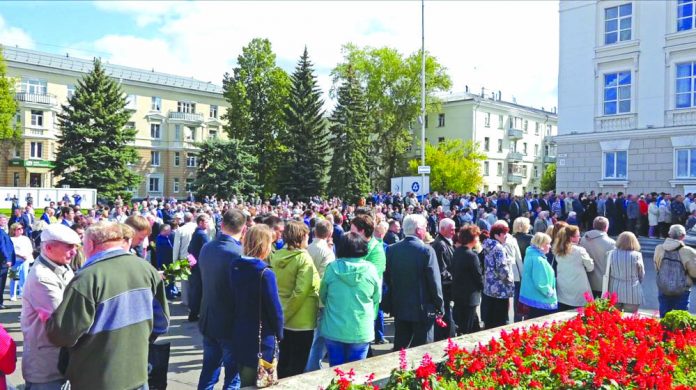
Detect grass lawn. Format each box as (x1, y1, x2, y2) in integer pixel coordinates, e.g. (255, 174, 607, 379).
(0, 209, 44, 219)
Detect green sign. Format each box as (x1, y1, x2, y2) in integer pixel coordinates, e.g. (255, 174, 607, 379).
(8, 159, 55, 168)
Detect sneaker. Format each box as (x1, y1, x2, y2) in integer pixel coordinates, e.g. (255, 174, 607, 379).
(188, 313, 199, 322)
(9, 296, 16, 302)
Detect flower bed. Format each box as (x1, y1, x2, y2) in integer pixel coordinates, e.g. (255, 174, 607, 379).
(325, 296, 696, 389)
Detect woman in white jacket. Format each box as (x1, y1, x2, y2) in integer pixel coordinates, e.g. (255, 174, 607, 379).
(647, 199, 659, 238)
(553, 225, 594, 310)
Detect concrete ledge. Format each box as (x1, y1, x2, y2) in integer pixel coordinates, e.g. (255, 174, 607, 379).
(257, 311, 579, 389)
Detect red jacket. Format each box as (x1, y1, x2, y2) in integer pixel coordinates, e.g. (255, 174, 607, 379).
(0, 325, 16, 390)
(638, 199, 648, 215)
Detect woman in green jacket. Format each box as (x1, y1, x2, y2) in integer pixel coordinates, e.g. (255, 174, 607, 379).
(320, 232, 381, 366)
(519, 232, 558, 319)
(270, 221, 320, 378)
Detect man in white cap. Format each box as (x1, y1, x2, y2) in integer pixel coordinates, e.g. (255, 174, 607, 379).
(21, 223, 80, 389)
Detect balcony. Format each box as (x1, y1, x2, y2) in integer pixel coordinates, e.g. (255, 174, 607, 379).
(507, 128, 524, 139)
(169, 111, 204, 123)
(665, 108, 696, 127)
(15, 92, 57, 107)
(507, 163, 526, 185)
(507, 151, 523, 161)
(594, 113, 636, 131)
(507, 173, 523, 184)
(544, 156, 557, 163)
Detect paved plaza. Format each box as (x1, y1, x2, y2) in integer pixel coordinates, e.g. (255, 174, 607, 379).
(2, 237, 694, 389)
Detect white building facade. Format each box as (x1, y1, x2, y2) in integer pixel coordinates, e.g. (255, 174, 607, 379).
(557, 0, 696, 194)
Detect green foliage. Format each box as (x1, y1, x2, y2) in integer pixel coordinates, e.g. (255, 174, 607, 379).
(540, 163, 556, 192)
(222, 38, 291, 195)
(53, 59, 140, 201)
(277, 47, 330, 199)
(408, 139, 485, 194)
(162, 259, 192, 281)
(332, 44, 452, 190)
(660, 310, 696, 331)
(328, 67, 371, 203)
(193, 138, 260, 199)
(0, 46, 20, 151)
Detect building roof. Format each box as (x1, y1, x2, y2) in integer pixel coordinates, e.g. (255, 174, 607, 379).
(3, 46, 223, 94)
(438, 91, 557, 117)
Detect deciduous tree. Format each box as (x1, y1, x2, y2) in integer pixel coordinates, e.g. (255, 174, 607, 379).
(408, 139, 486, 194)
(540, 163, 556, 192)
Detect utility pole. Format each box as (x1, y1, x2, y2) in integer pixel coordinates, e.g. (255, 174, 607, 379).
(420, 0, 426, 196)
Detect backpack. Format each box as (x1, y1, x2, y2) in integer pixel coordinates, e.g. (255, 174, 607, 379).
(656, 245, 690, 296)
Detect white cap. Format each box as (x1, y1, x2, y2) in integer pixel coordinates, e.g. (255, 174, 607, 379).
(40, 224, 81, 245)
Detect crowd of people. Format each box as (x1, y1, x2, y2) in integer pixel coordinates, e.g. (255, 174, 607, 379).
(0, 188, 695, 389)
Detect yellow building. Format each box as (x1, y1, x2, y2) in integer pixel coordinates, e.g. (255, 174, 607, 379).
(1, 46, 227, 199)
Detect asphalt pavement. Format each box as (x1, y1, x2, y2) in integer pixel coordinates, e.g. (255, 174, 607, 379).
(1, 236, 694, 389)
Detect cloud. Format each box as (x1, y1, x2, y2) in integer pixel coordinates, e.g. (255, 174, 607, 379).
(86, 1, 558, 110)
(0, 14, 34, 49)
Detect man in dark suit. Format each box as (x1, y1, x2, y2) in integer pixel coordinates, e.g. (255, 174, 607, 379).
(383, 220, 402, 245)
(197, 209, 246, 390)
(384, 214, 443, 350)
(187, 214, 212, 322)
(431, 219, 455, 340)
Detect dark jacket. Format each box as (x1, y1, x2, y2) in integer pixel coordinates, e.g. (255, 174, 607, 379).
(155, 233, 174, 269)
(384, 236, 443, 322)
(229, 257, 284, 367)
(199, 234, 243, 340)
(384, 231, 400, 246)
(0, 229, 16, 267)
(450, 247, 483, 306)
(431, 234, 454, 293)
(187, 227, 210, 261)
(513, 233, 533, 263)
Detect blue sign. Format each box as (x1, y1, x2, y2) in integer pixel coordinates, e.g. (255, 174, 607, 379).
(411, 181, 420, 193)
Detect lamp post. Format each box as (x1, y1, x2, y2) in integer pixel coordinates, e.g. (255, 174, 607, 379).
(420, 0, 426, 197)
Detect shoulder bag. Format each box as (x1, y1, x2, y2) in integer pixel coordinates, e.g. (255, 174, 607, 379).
(256, 268, 279, 388)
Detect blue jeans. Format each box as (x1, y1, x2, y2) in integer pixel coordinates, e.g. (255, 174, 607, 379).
(197, 336, 240, 390)
(9, 259, 26, 298)
(658, 291, 691, 318)
(324, 339, 369, 367)
(305, 309, 326, 372)
(374, 309, 385, 341)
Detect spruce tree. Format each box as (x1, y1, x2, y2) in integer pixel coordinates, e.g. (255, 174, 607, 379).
(278, 47, 330, 199)
(194, 139, 260, 199)
(53, 59, 140, 201)
(328, 68, 370, 202)
(0, 46, 20, 162)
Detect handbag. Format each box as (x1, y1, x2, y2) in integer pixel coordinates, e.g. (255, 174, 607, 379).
(256, 268, 279, 388)
(601, 251, 613, 297)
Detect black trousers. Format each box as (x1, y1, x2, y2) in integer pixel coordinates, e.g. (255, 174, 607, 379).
(453, 303, 480, 335)
(434, 298, 455, 341)
(393, 318, 434, 351)
(278, 329, 314, 379)
(482, 294, 509, 329)
(188, 266, 202, 316)
(0, 266, 7, 306)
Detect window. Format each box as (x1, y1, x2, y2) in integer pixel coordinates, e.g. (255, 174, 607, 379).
(498, 114, 504, 129)
(534, 166, 539, 178)
(546, 124, 552, 135)
(676, 148, 696, 177)
(67, 84, 75, 99)
(148, 177, 161, 193)
(151, 151, 160, 167)
(604, 150, 628, 179)
(186, 153, 197, 167)
(535, 122, 540, 135)
(174, 152, 180, 166)
(678, 0, 695, 32)
(13, 172, 19, 187)
(30, 110, 44, 127)
(185, 178, 195, 191)
(125, 94, 137, 109)
(185, 126, 196, 141)
(125, 121, 135, 130)
(484, 137, 490, 151)
(438, 114, 445, 127)
(30, 142, 42, 159)
(534, 144, 539, 156)
(174, 125, 181, 140)
(20, 78, 47, 94)
(209, 128, 218, 139)
(523, 142, 528, 155)
(438, 136, 445, 143)
(173, 178, 180, 193)
(11, 147, 20, 158)
(210, 105, 218, 118)
(510, 116, 523, 129)
(424, 115, 429, 128)
(14, 111, 20, 124)
(177, 101, 196, 113)
(604, 3, 632, 45)
(484, 161, 489, 176)
(523, 120, 528, 132)
(676, 62, 696, 108)
(604, 71, 631, 115)
(150, 123, 161, 139)
(484, 113, 491, 127)
(497, 139, 503, 152)
(151, 96, 162, 111)
(497, 162, 503, 176)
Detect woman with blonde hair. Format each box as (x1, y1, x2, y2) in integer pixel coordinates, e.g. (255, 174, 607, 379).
(605, 232, 645, 313)
(230, 225, 284, 387)
(520, 233, 557, 318)
(9, 223, 33, 300)
(554, 225, 594, 310)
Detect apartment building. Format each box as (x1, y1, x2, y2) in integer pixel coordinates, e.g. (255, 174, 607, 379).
(557, 0, 696, 194)
(412, 91, 557, 195)
(1, 46, 227, 199)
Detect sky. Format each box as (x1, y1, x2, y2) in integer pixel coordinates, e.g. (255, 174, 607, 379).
(0, 1, 559, 111)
